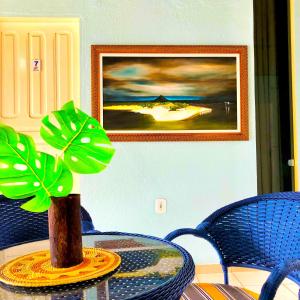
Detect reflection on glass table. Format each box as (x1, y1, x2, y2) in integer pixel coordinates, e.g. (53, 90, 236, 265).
(0, 233, 195, 300)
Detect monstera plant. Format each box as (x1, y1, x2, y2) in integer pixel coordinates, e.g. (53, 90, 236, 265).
(0, 101, 115, 267)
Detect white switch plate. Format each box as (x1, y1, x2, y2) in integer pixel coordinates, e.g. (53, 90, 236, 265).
(155, 198, 167, 214)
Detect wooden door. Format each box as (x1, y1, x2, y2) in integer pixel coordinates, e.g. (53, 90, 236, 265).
(0, 17, 80, 147)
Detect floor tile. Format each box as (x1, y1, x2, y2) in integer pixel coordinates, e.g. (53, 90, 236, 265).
(195, 264, 223, 274)
(230, 270, 269, 286)
(229, 266, 257, 273)
(282, 279, 299, 296)
(196, 264, 260, 274)
(195, 265, 299, 299)
(196, 272, 243, 287)
(246, 285, 297, 300)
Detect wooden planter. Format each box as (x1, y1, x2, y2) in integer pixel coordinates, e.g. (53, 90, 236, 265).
(48, 194, 83, 268)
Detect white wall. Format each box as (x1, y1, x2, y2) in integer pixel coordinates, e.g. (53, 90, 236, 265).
(0, 0, 257, 263)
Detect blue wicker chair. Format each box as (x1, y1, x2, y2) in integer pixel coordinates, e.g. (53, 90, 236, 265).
(0, 195, 99, 250)
(165, 192, 300, 300)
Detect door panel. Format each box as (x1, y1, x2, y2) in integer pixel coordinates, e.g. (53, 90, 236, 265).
(28, 31, 47, 118)
(0, 18, 80, 145)
(1, 31, 20, 119)
(55, 32, 73, 108)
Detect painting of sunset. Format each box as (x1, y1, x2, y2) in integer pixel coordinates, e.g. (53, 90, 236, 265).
(101, 55, 239, 132)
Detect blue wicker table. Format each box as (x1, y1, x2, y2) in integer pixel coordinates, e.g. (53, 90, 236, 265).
(0, 232, 195, 299)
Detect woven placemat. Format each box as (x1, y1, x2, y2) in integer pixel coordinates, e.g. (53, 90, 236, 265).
(0, 247, 121, 287)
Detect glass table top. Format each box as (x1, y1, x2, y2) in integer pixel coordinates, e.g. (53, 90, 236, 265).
(0, 233, 193, 299)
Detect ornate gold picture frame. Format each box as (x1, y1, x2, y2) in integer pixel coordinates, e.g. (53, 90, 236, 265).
(91, 45, 248, 141)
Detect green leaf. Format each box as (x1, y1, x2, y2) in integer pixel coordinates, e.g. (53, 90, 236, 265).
(40, 101, 115, 174)
(0, 124, 73, 212)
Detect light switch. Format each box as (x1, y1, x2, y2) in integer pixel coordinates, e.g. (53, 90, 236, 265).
(155, 198, 167, 214)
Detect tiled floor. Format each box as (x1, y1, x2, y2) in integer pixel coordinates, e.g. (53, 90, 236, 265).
(193, 265, 298, 299)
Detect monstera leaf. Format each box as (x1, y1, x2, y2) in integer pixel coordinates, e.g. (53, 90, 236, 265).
(0, 124, 73, 212)
(40, 101, 115, 174)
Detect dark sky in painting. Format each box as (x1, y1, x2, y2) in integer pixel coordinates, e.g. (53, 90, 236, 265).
(102, 57, 237, 101)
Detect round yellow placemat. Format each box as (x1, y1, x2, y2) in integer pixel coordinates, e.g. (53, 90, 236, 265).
(0, 248, 121, 287)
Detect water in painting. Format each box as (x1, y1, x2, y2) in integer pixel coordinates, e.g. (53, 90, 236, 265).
(102, 56, 238, 131)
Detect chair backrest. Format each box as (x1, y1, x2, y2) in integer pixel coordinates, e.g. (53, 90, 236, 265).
(0, 195, 98, 249)
(200, 192, 300, 284)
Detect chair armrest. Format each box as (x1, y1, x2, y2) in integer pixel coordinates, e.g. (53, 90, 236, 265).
(164, 227, 206, 241)
(259, 259, 300, 300)
(164, 224, 231, 284)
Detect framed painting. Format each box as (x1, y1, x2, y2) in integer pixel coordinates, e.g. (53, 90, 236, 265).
(91, 45, 248, 141)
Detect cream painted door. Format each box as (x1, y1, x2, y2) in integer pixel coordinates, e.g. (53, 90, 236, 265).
(0, 18, 80, 147)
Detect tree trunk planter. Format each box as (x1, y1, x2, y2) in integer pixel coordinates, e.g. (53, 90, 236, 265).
(48, 194, 83, 268)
